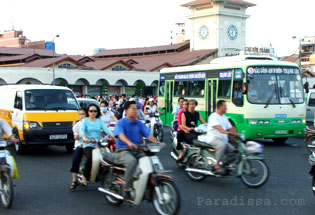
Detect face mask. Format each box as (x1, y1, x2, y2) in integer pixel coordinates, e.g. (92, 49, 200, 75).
(101, 107, 108, 113)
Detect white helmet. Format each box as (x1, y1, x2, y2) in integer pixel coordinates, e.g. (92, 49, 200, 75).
(245, 141, 264, 154)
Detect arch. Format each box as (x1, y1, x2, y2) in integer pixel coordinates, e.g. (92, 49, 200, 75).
(150, 80, 159, 87)
(95, 78, 109, 86)
(53, 78, 69, 86)
(133, 79, 146, 87)
(0, 78, 7, 85)
(17, 77, 42, 85)
(74, 78, 90, 86)
(115, 79, 128, 86)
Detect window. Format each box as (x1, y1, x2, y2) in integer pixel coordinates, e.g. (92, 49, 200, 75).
(218, 80, 232, 98)
(159, 81, 165, 96)
(14, 91, 23, 110)
(232, 80, 243, 106)
(309, 93, 315, 107)
(58, 63, 75, 69)
(175, 81, 188, 96)
(187, 81, 205, 97)
(112, 65, 126, 71)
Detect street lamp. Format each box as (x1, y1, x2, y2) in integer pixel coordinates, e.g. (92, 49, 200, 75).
(52, 34, 60, 85)
(292, 36, 302, 69)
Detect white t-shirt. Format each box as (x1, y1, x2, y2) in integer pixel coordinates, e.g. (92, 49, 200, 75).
(72, 121, 82, 148)
(206, 112, 232, 144)
(0, 119, 12, 140)
(145, 105, 157, 115)
(101, 111, 115, 124)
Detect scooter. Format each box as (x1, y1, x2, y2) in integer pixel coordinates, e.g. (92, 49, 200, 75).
(305, 126, 315, 153)
(308, 152, 315, 197)
(99, 144, 181, 215)
(145, 112, 164, 142)
(171, 125, 269, 188)
(0, 140, 19, 209)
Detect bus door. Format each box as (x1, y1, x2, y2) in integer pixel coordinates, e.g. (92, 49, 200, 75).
(207, 79, 218, 118)
(165, 80, 174, 125)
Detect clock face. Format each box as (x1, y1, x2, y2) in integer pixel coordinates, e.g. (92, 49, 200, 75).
(199, 25, 209, 40)
(227, 25, 238, 40)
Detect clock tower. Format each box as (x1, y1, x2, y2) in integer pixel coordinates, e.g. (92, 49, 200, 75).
(182, 0, 255, 57)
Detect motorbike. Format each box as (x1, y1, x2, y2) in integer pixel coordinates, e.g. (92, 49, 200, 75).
(309, 152, 315, 196)
(99, 144, 180, 215)
(170, 125, 269, 188)
(145, 112, 164, 142)
(0, 140, 19, 209)
(305, 126, 315, 153)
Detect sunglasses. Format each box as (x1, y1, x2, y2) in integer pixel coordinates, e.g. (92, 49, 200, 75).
(89, 110, 97, 113)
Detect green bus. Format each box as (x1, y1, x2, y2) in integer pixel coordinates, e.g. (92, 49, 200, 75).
(158, 55, 306, 143)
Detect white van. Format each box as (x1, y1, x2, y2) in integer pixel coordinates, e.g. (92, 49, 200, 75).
(0, 85, 79, 154)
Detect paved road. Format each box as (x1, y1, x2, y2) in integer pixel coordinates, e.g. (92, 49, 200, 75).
(1, 129, 315, 215)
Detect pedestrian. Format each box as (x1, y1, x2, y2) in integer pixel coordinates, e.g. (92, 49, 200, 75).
(70, 108, 87, 190)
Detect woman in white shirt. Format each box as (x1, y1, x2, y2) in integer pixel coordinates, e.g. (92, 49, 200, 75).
(100, 101, 118, 124)
(70, 108, 87, 190)
(144, 98, 163, 115)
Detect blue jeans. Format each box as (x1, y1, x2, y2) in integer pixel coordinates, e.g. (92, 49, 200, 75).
(70, 147, 84, 173)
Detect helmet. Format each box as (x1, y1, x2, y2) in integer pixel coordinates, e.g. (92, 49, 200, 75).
(245, 141, 264, 154)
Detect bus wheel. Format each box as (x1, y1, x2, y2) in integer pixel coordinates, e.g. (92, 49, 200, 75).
(272, 138, 288, 144)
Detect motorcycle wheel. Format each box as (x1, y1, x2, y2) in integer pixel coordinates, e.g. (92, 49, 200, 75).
(0, 171, 14, 209)
(185, 154, 206, 182)
(240, 159, 269, 188)
(312, 176, 315, 197)
(103, 174, 123, 206)
(305, 136, 315, 153)
(155, 127, 164, 142)
(152, 179, 180, 215)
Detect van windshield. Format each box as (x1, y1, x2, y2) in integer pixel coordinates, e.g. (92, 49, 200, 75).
(24, 89, 79, 111)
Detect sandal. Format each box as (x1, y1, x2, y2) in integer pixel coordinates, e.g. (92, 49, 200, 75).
(70, 181, 79, 190)
(81, 181, 88, 187)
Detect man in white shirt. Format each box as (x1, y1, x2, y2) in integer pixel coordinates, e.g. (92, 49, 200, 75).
(207, 100, 239, 175)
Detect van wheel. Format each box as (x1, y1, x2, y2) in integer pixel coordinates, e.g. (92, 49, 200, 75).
(14, 134, 26, 155)
(65, 143, 74, 153)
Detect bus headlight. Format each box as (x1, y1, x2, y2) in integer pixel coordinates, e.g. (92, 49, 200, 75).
(302, 119, 306, 124)
(264, 120, 270, 124)
(248, 120, 257, 125)
(23, 121, 42, 130)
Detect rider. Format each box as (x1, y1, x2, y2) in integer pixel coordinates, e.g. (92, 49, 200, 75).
(144, 98, 163, 116)
(100, 101, 118, 125)
(173, 97, 185, 120)
(80, 104, 114, 186)
(176, 99, 188, 160)
(206, 100, 240, 175)
(0, 119, 18, 143)
(181, 99, 206, 145)
(114, 100, 165, 202)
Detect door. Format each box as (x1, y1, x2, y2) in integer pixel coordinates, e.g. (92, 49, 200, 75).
(307, 92, 315, 125)
(11, 91, 24, 134)
(164, 80, 174, 126)
(207, 79, 218, 119)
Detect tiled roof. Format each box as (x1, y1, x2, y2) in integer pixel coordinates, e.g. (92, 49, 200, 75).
(69, 55, 94, 62)
(282, 54, 299, 63)
(0, 46, 59, 57)
(89, 48, 217, 71)
(182, 0, 255, 7)
(94, 42, 190, 57)
(0, 54, 41, 64)
(22, 56, 83, 68)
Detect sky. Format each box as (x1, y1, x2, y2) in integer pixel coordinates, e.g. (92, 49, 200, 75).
(0, 0, 314, 57)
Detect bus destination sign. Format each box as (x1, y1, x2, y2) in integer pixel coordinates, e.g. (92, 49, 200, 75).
(247, 67, 299, 75)
(174, 72, 206, 81)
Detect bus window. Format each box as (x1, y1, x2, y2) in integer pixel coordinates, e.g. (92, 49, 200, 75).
(159, 81, 165, 96)
(232, 80, 243, 106)
(175, 81, 188, 96)
(218, 80, 231, 98)
(188, 81, 204, 97)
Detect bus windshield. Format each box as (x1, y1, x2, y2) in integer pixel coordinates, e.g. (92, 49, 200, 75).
(247, 66, 304, 105)
(24, 89, 79, 111)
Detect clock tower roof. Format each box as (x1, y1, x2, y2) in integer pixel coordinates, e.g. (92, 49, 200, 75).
(182, 0, 255, 8)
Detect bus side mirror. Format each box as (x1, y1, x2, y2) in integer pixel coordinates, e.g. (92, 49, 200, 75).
(14, 100, 22, 110)
(304, 82, 310, 93)
(242, 83, 248, 94)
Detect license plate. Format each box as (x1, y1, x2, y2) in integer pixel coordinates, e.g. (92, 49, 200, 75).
(275, 130, 288, 135)
(0, 151, 5, 158)
(49, 134, 67, 140)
